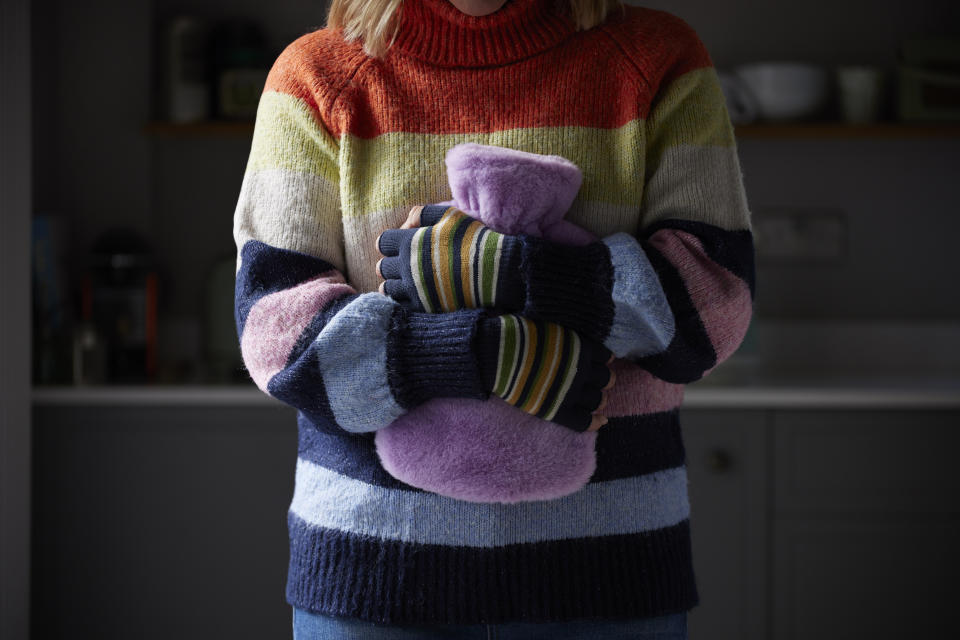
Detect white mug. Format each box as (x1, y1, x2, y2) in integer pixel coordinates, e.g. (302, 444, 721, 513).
(836, 66, 886, 124)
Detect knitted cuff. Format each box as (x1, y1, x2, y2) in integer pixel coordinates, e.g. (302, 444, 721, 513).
(476, 316, 504, 392)
(476, 314, 594, 428)
(518, 236, 617, 343)
(386, 306, 489, 409)
(492, 236, 526, 312)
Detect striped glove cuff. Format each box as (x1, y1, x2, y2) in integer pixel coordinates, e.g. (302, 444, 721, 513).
(477, 314, 613, 432)
(378, 205, 525, 314)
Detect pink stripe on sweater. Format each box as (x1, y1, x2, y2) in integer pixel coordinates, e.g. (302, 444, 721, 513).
(648, 229, 753, 366)
(604, 359, 685, 417)
(241, 270, 355, 392)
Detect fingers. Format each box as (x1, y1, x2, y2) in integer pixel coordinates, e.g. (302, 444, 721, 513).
(377, 228, 407, 256)
(564, 346, 615, 432)
(380, 204, 464, 256)
(587, 415, 608, 432)
(398, 204, 454, 230)
(400, 205, 425, 229)
(603, 368, 617, 391)
(594, 390, 608, 415)
(585, 389, 610, 432)
(580, 348, 614, 391)
(377, 256, 402, 280)
(419, 204, 455, 227)
(382, 278, 411, 303)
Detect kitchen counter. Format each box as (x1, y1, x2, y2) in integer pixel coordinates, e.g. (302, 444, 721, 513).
(31, 369, 960, 409)
(683, 372, 960, 408)
(31, 321, 960, 409)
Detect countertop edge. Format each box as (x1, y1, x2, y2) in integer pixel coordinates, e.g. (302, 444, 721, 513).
(30, 385, 960, 409)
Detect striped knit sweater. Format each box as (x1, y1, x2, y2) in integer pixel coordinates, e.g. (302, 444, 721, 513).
(232, 0, 755, 625)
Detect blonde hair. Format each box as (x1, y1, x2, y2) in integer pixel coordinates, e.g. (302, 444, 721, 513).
(327, 0, 624, 58)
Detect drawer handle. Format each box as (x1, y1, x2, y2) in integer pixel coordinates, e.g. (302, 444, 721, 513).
(706, 448, 734, 473)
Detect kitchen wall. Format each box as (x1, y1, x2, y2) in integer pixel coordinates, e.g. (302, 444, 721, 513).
(31, 0, 960, 375)
(641, 0, 958, 69)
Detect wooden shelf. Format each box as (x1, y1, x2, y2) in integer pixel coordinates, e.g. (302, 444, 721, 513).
(142, 120, 960, 139)
(734, 122, 960, 139)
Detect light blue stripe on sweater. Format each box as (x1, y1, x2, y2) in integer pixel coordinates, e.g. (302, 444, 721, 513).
(289, 457, 690, 546)
(314, 292, 405, 433)
(601, 232, 676, 359)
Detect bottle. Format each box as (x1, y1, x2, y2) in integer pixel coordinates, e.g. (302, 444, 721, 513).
(84, 228, 159, 384)
(164, 16, 210, 123)
(72, 320, 107, 386)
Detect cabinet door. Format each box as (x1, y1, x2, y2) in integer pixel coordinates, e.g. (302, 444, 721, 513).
(681, 409, 770, 640)
(773, 410, 960, 640)
(774, 410, 960, 514)
(32, 403, 298, 640)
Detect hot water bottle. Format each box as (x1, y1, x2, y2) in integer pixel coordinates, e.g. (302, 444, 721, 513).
(374, 142, 605, 503)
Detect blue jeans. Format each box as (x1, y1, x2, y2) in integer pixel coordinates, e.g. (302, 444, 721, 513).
(292, 607, 688, 639)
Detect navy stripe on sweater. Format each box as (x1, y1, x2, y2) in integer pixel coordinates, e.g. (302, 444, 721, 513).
(234, 240, 340, 337)
(285, 512, 698, 625)
(237, 240, 491, 434)
(635, 220, 755, 383)
(644, 218, 757, 300)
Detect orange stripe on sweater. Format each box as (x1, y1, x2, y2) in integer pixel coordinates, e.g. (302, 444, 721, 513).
(261, 9, 713, 139)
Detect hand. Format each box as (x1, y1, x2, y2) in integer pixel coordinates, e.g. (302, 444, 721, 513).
(376, 204, 524, 313)
(588, 355, 617, 432)
(375, 204, 424, 294)
(478, 314, 616, 433)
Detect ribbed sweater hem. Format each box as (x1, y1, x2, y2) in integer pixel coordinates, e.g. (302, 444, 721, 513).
(285, 513, 699, 625)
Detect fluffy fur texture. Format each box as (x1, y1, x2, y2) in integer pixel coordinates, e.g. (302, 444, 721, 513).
(445, 143, 596, 245)
(374, 143, 600, 504)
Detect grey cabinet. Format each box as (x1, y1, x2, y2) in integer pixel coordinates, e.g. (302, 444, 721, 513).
(31, 403, 298, 640)
(31, 401, 960, 638)
(681, 408, 960, 639)
(772, 410, 960, 639)
(681, 410, 770, 640)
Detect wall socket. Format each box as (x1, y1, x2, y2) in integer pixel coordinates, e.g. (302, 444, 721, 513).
(752, 206, 847, 263)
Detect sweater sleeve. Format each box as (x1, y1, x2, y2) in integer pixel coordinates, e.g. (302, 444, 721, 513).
(629, 26, 755, 383)
(233, 46, 487, 436)
(516, 22, 755, 384)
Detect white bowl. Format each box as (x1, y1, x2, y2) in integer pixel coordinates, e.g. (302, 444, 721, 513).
(734, 62, 830, 121)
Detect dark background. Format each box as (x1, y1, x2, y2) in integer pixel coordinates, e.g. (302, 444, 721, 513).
(3, 0, 959, 638)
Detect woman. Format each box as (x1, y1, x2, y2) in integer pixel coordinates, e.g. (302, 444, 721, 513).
(232, 0, 756, 638)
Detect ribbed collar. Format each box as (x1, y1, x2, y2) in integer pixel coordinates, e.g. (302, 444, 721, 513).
(390, 0, 576, 67)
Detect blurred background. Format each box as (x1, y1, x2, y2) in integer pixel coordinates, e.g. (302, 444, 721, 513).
(2, 0, 959, 638)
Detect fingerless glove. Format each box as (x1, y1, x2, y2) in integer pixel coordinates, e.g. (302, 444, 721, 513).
(378, 205, 617, 345)
(475, 314, 612, 432)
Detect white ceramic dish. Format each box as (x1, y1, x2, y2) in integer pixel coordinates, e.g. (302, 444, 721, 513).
(734, 62, 830, 121)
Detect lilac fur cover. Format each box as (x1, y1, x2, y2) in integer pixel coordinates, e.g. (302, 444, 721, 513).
(374, 143, 601, 504)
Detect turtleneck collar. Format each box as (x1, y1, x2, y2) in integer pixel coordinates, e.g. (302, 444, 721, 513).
(389, 0, 576, 67)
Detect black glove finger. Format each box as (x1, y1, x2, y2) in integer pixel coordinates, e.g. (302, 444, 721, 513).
(377, 228, 411, 257)
(569, 336, 611, 382)
(582, 340, 613, 366)
(549, 405, 591, 433)
(575, 387, 604, 414)
(585, 358, 614, 391)
(379, 255, 403, 280)
(382, 278, 412, 304)
(419, 204, 455, 227)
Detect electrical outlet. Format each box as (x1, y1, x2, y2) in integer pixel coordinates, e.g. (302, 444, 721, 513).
(752, 206, 847, 263)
